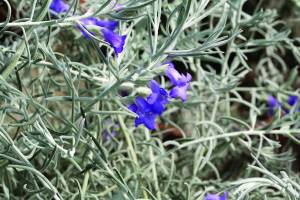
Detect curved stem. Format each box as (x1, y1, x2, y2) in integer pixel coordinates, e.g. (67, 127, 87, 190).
(1, 0, 52, 80)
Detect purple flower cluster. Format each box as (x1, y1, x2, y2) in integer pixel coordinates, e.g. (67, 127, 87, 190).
(205, 192, 227, 200)
(267, 95, 299, 115)
(129, 62, 191, 130)
(129, 80, 168, 130)
(49, 2, 191, 129)
(49, 0, 126, 56)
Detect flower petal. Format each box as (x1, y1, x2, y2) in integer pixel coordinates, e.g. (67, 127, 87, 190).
(50, 0, 69, 14)
(135, 97, 150, 111)
(204, 194, 220, 200)
(150, 101, 165, 115)
(128, 103, 138, 113)
(204, 192, 227, 200)
(149, 80, 160, 94)
(95, 19, 118, 31)
(267, 95, 279, 108)
(134, 117, 144, 127)
(158, 88, 168, 104)
(143, 113, 157, 130)
(287, 95, 298, 106)
(165, 65, 181, 85)
(147, 80, 168, 104)
(79, 18, 118, 39)
(113, 35, 126, 55)
(134, 113, 156, 130)
(101, 28, 126, 56)
(220, 192, 228, 200)
(147, 92, 159, 105)
(170, 85, 188, 102)
(147, 80, 169, 113)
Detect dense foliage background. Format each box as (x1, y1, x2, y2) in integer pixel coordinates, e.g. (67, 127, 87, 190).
(0, 0, 300, 199)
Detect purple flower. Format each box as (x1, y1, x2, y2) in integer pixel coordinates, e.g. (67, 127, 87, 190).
(147, 80, 168, 114)
(80, 18, 118, 31)
(205, 192, 227, 200)
(78, 18, 126, 56)
(50, 0, 69, 14)
(129, 97, 157, 130)
(101, 28, 126, 56)
(286, 95, 300, 113)
(128, 80, 169, 130)
(165, 62, 191, 101)
(267, 95, 300, 116)
(287, 95, 298, 106)
(79, 18, 118, 38)
(267, 95, 282, 115)
(268, 95, 280, 108)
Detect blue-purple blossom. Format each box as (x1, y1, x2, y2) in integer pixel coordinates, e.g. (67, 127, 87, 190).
(266, 95, 300, 115)
(267, 95, 281, 115)
(286, 95, 300, 112)
(129, 97, 157, 130)
(79, 18, 118, 38)
(147, 80, 168, 114)
(287, 95, 298, 106)
(204, 192, 227, 200)
(267, 95, 281, 109)
(101, 28, 126, 56)
(128, 80, 169, 130)
(165, 62, 192, 101)
(50, 0, 69, 14)
(80, 18, 118, 31)
(78, 18, 126, 56)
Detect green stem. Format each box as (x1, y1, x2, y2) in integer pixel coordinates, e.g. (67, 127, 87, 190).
(117, 115, 138, 167)
(0, 12, 92, 28)
(118, 115, 149, 199)
(175, 129, 300, 149)
(145, 129, 162, 200)
(82, 171, 90, 198)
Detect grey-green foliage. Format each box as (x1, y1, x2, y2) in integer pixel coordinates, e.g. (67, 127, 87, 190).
(0, 0, 300, 199)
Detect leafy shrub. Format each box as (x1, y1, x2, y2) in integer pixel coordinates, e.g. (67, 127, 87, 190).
(0, 0, 300, 199)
